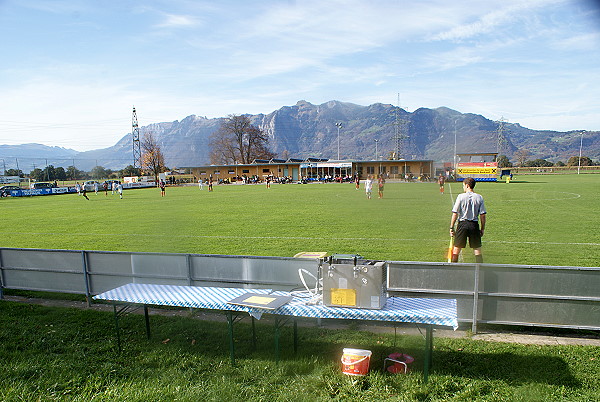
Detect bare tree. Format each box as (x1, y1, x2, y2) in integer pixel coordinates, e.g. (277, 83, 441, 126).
(514, 148, 530, 167)
(141, 132, 166, 181)
(209, 115, 275, 165)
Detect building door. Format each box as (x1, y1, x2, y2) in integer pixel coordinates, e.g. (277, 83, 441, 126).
(292, 168, 298, 181)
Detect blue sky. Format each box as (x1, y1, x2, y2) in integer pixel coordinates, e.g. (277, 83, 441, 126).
(1, 0, 599, 151)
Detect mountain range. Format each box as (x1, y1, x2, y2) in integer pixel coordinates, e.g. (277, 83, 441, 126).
(2, 100, 598, 171)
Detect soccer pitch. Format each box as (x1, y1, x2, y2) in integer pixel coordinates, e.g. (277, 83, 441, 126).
(2, 174, 599, 267)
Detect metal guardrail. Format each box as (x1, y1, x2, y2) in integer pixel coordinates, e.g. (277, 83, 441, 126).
(0, 248, 598, 332)
(0, 248, 320, 304)
(387, 261, 600, 332)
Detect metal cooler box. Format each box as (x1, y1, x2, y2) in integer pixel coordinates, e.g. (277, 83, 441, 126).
(322, 261, 387, 309)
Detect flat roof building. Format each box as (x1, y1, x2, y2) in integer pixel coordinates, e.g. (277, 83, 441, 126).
(186, 158, 434, 183)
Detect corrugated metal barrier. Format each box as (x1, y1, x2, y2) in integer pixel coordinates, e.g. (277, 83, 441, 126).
(0, 248, 598, 332)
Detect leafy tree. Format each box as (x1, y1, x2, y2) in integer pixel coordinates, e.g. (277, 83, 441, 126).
(141, 132, 166, 181)
(555, 161, 565, 167)
(5, 168, 23, 177)
(497, 155, 512, 168)
(55, 167, 67, 181)
(525, 159, 553, 167)
(120, 165, 142, 177)
(566, 156, 592, 167)
(30, 168, 44, 181)
(209, 115, 275, 165)
(66, 165, 84, 180)
(43, 165, 56, 181)
(90, 165, 108, 180)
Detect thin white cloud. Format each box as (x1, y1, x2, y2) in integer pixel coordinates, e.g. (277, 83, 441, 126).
(430, 0, 563, 42)
(554, 31, 600, 50)
(155, 13, 199, 28)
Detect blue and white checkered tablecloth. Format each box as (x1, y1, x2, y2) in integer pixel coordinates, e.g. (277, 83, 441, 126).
(93, 283, 273, 314)
(273, 295, 458, 329)
(94, 284, 458, 329)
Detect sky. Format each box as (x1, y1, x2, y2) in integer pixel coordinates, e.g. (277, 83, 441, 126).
(0, 0, 599, 152)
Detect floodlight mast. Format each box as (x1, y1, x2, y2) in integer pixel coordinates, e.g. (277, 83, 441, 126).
(335, 122, 343, 160)
(578, 130, 585, 174)
(132, 107, 142, 169)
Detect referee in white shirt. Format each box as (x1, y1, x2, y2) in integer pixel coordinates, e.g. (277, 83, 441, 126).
(449, 177, 487, 263)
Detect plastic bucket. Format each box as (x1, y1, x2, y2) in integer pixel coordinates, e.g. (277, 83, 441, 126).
(385, 353, 414, 374)
(341, 348, 372, 376)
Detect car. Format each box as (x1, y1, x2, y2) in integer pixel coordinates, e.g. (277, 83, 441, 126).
(32, 182, 55, 189)
(0, 185, 21, 197)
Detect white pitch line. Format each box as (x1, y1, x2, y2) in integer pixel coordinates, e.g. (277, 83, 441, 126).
(5, 232, 600, 246)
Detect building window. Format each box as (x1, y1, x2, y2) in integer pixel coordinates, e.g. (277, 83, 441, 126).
(262, 168, 270, 173)
(391, 166, 399, 174)
(228, 170, 235, 174)
(214, 170, 220, 175)
(200, 171, 206, 175)
(367, 166, 375, 174)
(242, 169, 249, 174)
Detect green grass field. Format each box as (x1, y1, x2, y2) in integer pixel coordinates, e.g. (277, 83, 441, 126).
(2, 174, 599, 266)
(1, 301, 598, 401)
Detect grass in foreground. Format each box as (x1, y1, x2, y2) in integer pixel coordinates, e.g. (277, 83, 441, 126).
(1, 174, 599, 266)
(1, 301, 599, 401)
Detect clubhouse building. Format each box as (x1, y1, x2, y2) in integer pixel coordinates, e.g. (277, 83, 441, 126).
(186, 158, 434, 182)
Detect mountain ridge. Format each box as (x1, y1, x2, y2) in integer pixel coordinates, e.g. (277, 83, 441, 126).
(1, 100, 598, 171)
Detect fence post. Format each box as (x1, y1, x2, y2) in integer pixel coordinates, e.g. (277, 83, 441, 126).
(0, 249, 4, 300)
(472, 263, 480, 334)
(81, 250, 92, 307)
(187, 254, 193, 286)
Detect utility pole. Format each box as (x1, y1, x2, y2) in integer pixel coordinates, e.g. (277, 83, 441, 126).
(453, 119, 458, 173)
(578, 131, 585, 174)
(132, 107, 142, 169)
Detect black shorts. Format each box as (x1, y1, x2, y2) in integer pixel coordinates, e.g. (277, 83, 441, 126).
(455, 220, 482, 249)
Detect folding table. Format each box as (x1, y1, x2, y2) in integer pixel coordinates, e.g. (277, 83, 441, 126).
(94, 283, 457, 382)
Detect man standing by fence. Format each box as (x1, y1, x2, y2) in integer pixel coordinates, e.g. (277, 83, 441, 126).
(449, 177, 486, 263)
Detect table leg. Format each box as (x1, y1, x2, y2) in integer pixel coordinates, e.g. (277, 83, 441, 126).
(144, 305, 151, 339)
(293, 319, 298, 354)
(423, 324, 433, 383)
(226, 312, 235, 366)
(275, 317, 281, 364)
(113, 304, 121, 352)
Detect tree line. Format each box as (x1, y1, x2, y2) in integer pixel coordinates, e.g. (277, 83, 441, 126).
(4, 165, 144, 182)
(497, 152, 597, 168)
